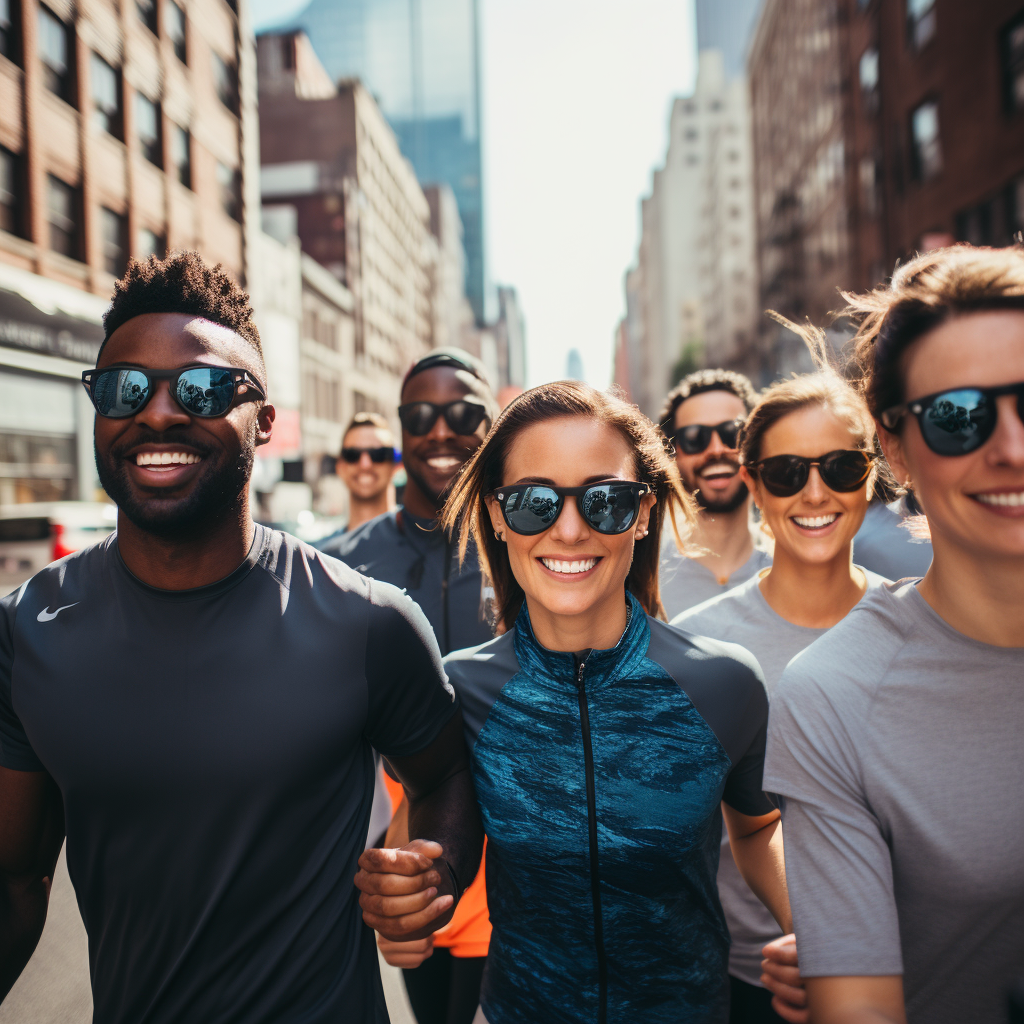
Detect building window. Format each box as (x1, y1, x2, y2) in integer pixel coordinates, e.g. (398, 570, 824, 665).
(1, 0, 20, 64)
(171, 124, 191, 187)
(907, 0, 936, 50)
(910, 99, 942, 181)
(136, 0, 158, 34)
(136, 93, 162, 167)
(166, 0, 186, 64)
(1002, 11, 1024, 113)
(100, 207, 127, 276)
(217, 162, 240, 220)
(0, 146, 22, 236)
(137, 227, 164, 258)
(860, 47, 879, 92)
(212, 53, 237, 113)
(38, 6, 73, 103)
(47, 174, 79, 258)
(90, 54, 122, 137)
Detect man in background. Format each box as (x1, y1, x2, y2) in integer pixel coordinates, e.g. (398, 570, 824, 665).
(336, 412, 401, 533)
(658, 369, 770, 618)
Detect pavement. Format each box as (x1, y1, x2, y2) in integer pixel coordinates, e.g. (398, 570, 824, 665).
(0, 843, 417, 1024)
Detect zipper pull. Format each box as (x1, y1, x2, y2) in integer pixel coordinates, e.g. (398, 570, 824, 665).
(575, 658, 585, 691)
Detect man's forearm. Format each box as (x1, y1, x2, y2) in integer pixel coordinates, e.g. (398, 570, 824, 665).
(0, 874, 50, 999)
(405, 763, 483, 906)
(731, 821, 792, 933)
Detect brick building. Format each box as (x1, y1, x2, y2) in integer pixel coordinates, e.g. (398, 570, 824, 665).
(749, 0, 1024, 374)
(0, 0, 256, 504)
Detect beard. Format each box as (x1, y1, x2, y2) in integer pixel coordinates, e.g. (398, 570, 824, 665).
(96, 431, 255, 540)
(684, 455, 750, 515)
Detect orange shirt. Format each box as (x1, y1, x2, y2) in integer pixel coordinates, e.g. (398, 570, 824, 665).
(382, 769, 491, 959)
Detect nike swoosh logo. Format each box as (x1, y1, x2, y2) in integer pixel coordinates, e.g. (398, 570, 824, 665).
(37, 603, 80, 622)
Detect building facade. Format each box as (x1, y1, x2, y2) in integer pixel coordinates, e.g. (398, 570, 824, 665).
(0, 0, 256, 504)
(277, 0, 488, 324)
(620, 50, 759, 419)
(257, 29, 433, 426)
(748, 0, 1024, 376)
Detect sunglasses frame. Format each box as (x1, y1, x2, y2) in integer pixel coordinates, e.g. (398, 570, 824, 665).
(490, 480, 652, 536)
(671, 417, 745, 456)
(339, 446, 400, 465)
(749, 449, 878, 498)
(880, 381, 1024, 455)
(397, 399, 490, 438)
(81, 364, 266, 419)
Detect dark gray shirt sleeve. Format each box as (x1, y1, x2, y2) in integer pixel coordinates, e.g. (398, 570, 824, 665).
(0, 586, 44, 772)
(362, 579, 459, 758)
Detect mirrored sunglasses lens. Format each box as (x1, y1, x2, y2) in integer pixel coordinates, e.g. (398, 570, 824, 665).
(676, 425, 710, 454)
(759, 458, 806, 496)
(920, 390, 992, 454)
(93, 369, 150, 417)
(445, 402, 486, 435)
(503, 486, 561, 534)
(176, 368, 236, 416)
(718, 421, 741, 448)
(400, 404, 438, 436)
(822, 452, 872, 490)
(582, 484, 638, 534)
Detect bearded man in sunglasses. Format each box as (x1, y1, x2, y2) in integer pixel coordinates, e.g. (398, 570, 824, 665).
(336, 411, 402, 532)
(0, 254, 483, 1024)
(658, 369, 771, 617)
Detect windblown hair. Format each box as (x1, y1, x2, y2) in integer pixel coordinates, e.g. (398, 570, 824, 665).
(101, 252, 263, 367)
(441, 380, 698, 632)
(739, 314, 878, 493)
(658, 368, 759, 433)
(843, 244, 1024, 422)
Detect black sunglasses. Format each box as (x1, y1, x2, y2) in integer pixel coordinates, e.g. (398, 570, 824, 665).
(672, 418, 744, 455)
(82, 365, 265, 419)
(339, 446, 399, 464)
(881, 382, 1024, 456)
(491, 481, 651, 536)
(398, 400, 489, 438)
(750, 449, 877, 498)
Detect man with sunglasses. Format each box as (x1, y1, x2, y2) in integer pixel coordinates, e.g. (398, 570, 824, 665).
(336, 412, 402, 532)
(0, 254, 483, 1023)
(658, 370, 770, 617)
(321, 348, 498, 655)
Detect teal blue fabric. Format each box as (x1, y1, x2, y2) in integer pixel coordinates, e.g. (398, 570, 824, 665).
(453, 592, 769, 1024)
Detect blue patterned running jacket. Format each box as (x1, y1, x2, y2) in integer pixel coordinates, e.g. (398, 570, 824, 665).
(443, 591, 773, 1024)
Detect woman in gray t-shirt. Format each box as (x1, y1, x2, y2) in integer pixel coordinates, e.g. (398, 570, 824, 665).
(674, 355, 888, 1024)
(764, 246, 1024, 1024)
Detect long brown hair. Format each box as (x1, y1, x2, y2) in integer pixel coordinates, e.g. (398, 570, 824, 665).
(441, 380, 697, 633)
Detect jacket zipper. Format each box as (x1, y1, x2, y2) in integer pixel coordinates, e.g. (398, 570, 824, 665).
(575, 657, 607, 1024)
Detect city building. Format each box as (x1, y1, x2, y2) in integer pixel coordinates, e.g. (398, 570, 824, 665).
(0, 0, 257, 504)
(748, 0, 1024, 375)
(275, 0, 488, 324)
(424, 182, 473, 351)
(257, 29, 434, 425)
(495, 284, 526, 391)
(620, 49, 760, 418)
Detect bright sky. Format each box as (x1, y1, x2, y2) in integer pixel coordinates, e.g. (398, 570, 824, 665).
(251, 0, 698, 388)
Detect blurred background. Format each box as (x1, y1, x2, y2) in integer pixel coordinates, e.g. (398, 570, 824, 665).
(0, 0, 1022, 551)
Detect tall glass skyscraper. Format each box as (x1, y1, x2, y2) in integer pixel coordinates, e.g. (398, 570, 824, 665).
(695, 0, 762, 80)
(282, 0, 487, 323)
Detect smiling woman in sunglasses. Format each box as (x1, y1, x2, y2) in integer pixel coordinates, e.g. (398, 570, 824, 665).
(762, 246, 1024, 1024)
(673, 337, 887, 1024)
(373, 381, 806, 1024)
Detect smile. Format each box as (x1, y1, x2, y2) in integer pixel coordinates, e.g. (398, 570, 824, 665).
(426, 456, 462, 471)
(135, 452, 203, 466)
(975, 491, 1024, 507)
(540, 557, 599, 574)
(791, 513, 838, 529)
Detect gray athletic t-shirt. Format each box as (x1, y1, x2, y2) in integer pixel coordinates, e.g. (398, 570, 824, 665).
(0, 527, 458, 1024)
(765, 580, 1024, 1024)
(659, 536, 771, 619)
(673, 568, 887, 986)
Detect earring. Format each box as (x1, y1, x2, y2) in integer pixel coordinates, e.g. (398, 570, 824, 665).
(636, 527, 649, 539)
(494, 530, 505, 542)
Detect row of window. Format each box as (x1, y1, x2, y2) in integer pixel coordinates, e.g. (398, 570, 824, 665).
(0, 145, 241, 265)
(3, 5, 238, 116)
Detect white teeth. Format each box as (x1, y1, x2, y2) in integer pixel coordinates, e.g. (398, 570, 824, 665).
(426, 456, 461, 470)
(541, 557, 598, 574)
(976, 491, 1024, 507)
(793, 513, 838, 529)
(135, 452, 201, 466)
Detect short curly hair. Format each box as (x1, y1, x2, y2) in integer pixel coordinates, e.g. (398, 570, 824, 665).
(658, 368, 759, 432)
(100, 252, 263, 369)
